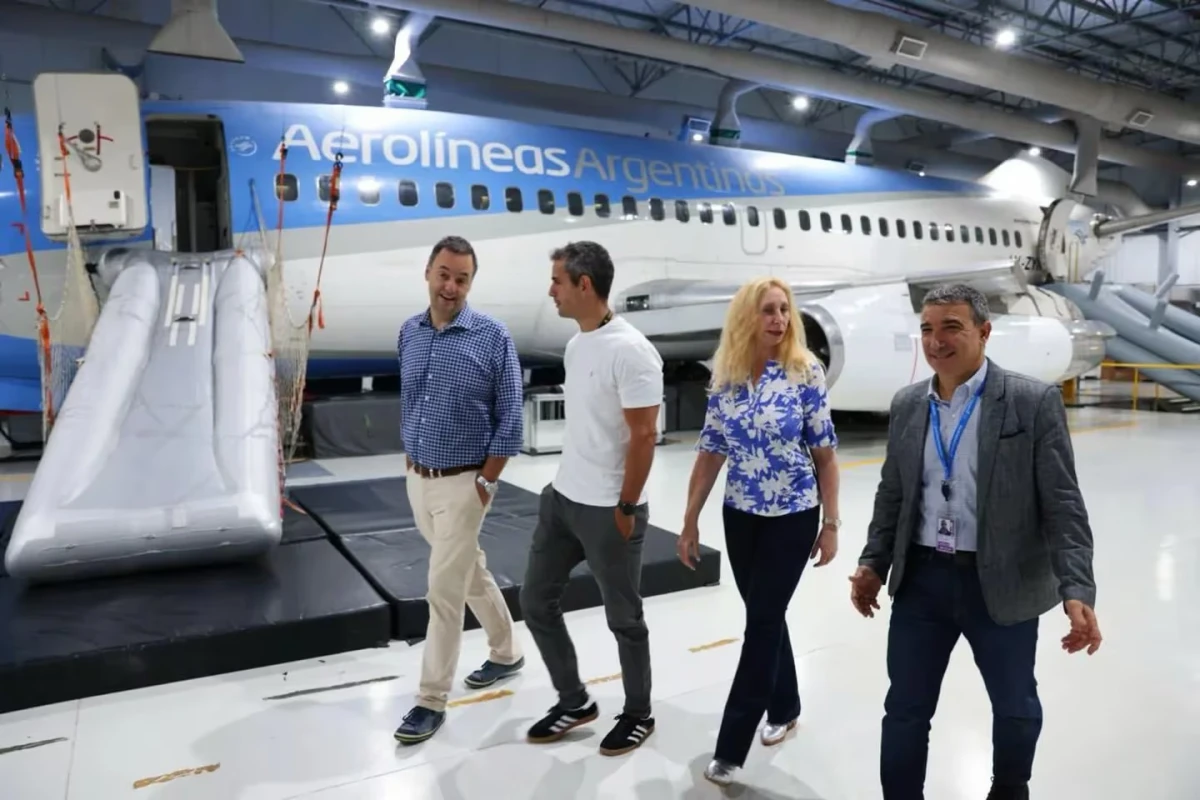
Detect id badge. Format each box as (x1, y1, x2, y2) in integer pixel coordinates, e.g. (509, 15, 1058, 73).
(935, 517, 956, 554)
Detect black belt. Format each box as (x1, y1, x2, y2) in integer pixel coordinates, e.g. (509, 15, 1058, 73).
(910, 543, 977, 566)
(409, 461, 484, 479)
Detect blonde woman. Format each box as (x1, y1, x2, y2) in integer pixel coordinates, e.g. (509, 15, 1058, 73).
(678, 276, 841, 787)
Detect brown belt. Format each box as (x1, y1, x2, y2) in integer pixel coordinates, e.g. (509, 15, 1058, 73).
(409, 461, 484, 479)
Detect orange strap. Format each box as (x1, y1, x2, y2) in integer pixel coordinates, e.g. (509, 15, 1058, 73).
(3, 108, 27, 217)
(307, 153, 343, 334)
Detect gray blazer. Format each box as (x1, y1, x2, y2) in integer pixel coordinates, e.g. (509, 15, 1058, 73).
(858, 358, 1097, 625)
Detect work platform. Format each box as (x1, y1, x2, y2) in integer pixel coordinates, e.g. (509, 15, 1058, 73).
(0, 479, 722, 714)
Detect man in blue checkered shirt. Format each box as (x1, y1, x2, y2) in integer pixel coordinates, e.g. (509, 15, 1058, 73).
(393, 235, 527, 746)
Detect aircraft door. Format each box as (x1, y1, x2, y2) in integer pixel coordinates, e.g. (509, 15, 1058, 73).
(739, 202, 768, 255)
(1036, 198, 1077, 282)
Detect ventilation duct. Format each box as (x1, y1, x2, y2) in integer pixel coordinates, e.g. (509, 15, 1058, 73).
(385, 12, 435, 108)
(710, 80, 758, 147)
(147, 0, 243, 63)
(845, 109, 897, 165)
(379, 0, 1195, 175)
(688, 0, 1200, 146)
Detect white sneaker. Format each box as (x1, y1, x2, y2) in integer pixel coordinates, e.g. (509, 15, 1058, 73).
(704, 758, 738, 786)
(760, 718, 798, 746)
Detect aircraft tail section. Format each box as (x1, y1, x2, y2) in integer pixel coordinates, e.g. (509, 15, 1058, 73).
(1046, 279, 1200, 407)
(4, 249, 282, 583)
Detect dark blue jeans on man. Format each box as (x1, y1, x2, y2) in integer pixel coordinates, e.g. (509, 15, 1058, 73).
(881, 545, 1043, 799)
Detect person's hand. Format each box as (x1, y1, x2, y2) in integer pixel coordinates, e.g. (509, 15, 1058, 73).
(677, 520, 701, 570)
(848, 565, 883, 618)
(614, 508, 634, 540)
(475, 480, 491, 507)
(1061, 599, 1102, 655)
(810, 521, 838, 567)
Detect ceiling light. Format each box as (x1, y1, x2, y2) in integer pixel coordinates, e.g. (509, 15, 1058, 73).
(791, 95, 810, 111)
(995, 28, 1017, 48)
(1188, 178, 1198, 187)
(691, 132, 704, 142)
(332, 80, 349, 95)
(1028, 146, 1041, 157)
(371, 17, 391, 35)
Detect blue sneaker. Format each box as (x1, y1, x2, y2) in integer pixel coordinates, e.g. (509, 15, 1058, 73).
(393, 705, 445, 745)
(464, 656, 525, 689)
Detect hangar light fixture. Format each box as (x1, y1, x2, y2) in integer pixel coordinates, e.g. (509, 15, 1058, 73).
(333, 80, 350, 95)
(371, 17, 391, 35)
(791, 95, 810, 111)
(1028, 146, 1042, 157)
(994, 28, 1017, 49)
(1188, 179, 1198, 187)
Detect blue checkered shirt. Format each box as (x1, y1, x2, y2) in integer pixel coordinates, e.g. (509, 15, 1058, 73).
(397, 305, 524, 470)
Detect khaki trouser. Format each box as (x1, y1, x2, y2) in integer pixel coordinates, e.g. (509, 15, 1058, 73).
(406, 466, 521, 712)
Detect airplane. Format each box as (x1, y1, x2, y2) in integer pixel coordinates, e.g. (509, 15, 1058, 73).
(0, 91, 1182, 421)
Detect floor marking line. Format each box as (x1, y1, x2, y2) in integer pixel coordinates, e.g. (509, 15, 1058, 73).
(689, 637, 739, 653)
(446, 688, 513, 708)
(0, 473, 34, 482)
(263, 674, 400, 701)
(585, 672, 623, 686)
(133, 763, 220, 790)
(0, 736, 68, 756)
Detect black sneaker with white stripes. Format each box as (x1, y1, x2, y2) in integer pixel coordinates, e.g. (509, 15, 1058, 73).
(598, 713, 655, 756)
(526, 700, 600, 743)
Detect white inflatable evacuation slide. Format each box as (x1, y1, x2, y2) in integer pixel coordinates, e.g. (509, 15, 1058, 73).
(5, 248, 283, 581)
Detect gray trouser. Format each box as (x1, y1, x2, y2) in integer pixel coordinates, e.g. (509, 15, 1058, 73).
(519, 483, 651, 719)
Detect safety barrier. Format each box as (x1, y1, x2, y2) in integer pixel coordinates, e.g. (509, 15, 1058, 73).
(1083, 361, 1200, 412)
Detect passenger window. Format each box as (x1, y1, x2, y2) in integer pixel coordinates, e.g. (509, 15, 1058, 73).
(435, 181, 454, 209)
(1002, 230, 1011, 247)
(622, 196, 639, 219)
(841, 214, 852, 234)
(913, 220, 923, 240)
(944, 224, 954, 242)
(1014, 230, 1023, 248)
(275, 173, 299, 202)
(399, 180, 418, 207)
(860, 215, 871, 235)
(975, 226, 984, 244)
(723, 203, 737, 225)
(317, 175, 331, 203)
(698, 202, 713, 224)
(567, 191, 584, 217)
(538, 189, 555, 214)
(896, 219, 907, 238)
(747, 206, 760, 227)
(470, 184, 490, 211)
(675, 199, 690, 223)
(773, 208, 786, 229)
(929, 222, 939, 241)
(799, 210, 811, 231)
(820, 212, 832, 233)
(879, 217, 889, 237)
(989, 228, 997, 245)
(359, 178, 382, 206)
(649, 198, 665, 221)
(960, 225, 970, 244)
(594, 194, 611, 218)
(505, 187, 522, 213)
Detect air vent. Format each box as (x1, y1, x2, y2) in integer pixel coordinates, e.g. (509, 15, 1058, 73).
(1126, 109, 1154, 128)
(892, 35, 928, 60)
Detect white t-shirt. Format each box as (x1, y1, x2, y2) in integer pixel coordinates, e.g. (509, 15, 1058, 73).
(552, 315, 664, 507)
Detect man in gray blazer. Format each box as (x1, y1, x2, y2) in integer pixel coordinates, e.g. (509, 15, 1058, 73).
(849, 284, 1102, 800)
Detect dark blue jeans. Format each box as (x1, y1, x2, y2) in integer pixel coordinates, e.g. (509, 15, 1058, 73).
(714, 504, 820, 767)
(881, 546, 1043, 799)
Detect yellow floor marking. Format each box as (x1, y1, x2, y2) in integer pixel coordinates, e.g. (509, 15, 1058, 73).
(133, 763, 220, 790)
(689, 638, 739, 653)
(0, 473, 33, 482)
(839, 456, 884, 469)
(446, 688, 513, 708)
(585, 672, 623, 686)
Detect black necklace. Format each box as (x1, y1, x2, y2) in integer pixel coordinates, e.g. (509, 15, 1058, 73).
(598, 309, 613, 328)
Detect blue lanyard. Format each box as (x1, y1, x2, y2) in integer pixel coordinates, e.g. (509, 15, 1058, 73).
(929, 379, 985, 501)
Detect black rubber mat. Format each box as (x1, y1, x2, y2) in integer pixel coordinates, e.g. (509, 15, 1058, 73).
(291, 477, 723, 641)
(0, 501, 16, 579)
(0, 508, 392, 714)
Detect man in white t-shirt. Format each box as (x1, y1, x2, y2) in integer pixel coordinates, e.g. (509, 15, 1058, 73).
(520, 240, 664, 758)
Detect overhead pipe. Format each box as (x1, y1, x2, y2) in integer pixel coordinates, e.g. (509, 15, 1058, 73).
(687, 0, 1200, 147)
(709, 79, 758, 147)
(378, 0, 1197, 176)
(845, 109, 897, 165)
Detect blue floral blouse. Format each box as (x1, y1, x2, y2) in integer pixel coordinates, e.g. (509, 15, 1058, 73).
(696, 360, 838, 517)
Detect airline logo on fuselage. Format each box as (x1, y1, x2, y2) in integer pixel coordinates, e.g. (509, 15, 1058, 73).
(271, 123, 786, 197)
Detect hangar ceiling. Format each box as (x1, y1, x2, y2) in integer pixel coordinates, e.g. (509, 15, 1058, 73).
(0, 0, 1197, 206)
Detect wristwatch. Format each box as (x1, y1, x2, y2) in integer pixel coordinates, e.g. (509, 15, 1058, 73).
(476, 475, 499, 497)
(617, 500, 638, 516)
(822, 517, 841, 529)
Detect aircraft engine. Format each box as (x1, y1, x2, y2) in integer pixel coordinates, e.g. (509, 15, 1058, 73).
(799, 282, 1105, 412)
